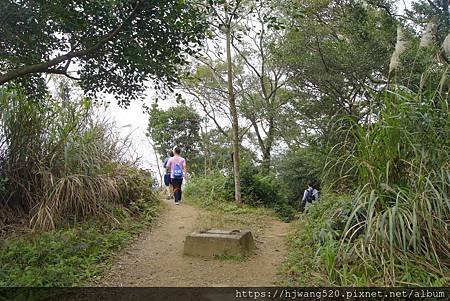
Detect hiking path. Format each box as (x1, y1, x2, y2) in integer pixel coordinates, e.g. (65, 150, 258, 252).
(97, 198, 290, 287)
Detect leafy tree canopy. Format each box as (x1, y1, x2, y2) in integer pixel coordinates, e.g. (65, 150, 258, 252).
(275, 0, 397, 130)
(0, 0, 207, 104)
(148, 103, 202, 172)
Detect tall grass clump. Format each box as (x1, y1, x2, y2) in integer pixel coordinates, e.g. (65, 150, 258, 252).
(0, 81, 157, 232)
(325, 77, 449, 285)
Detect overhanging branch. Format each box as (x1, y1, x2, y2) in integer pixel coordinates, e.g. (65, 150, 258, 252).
(0, 0, 142, 85)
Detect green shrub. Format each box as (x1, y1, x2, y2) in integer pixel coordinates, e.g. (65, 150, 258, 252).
(222, 164, 296, 221)
(116, 166, 156, 206)
(184, 170, 227, 208)
(274, 146, 323, 205)
(184, 169, 294, 219)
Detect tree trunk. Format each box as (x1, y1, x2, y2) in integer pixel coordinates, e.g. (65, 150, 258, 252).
(262, 116, 275, 172)
(443, 0, 449, 27)
(225, 12, 242, 204)
(201, 122, 211, 175)
(151, 143, 163, 189)
(261, 151, 271, 172)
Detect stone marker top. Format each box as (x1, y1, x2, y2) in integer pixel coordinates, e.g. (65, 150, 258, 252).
(190, 229, 251, 239)
(184, 229, 255, 257)
(199, 229, 241, 235)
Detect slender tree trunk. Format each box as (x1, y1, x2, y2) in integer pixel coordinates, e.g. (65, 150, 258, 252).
(201, 122, 210, 175)
(225, 8, 241, 204)
(262, 116, 275, 171)
(261, 151, 271, 172)
(250, 116, 274, 173)
(151, 143, 163, 189)
(443, 0, 449, 27)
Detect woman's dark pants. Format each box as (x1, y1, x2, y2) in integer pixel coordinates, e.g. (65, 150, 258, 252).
(171, 178, 183, 202)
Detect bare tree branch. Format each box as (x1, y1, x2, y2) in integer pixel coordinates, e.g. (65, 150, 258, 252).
(184, 86, 230, 137)
(45, 69, 81, 81)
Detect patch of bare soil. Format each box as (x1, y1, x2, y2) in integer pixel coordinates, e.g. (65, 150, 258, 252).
(96, 199, 290, 287)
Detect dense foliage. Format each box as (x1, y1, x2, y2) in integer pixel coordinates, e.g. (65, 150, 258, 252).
(274, 147, 323, 207)
(0, 81, 157, 231)
(281, 61, 450, 286)
(1, 0, 449, 288)
(275, 0, 396, 145)
(0, 0, 207, 102)
(0, 80, 160, 287)
(284, 185, 449, 286)
(325, 88, 449, 285)
(184, 170, 286, 218)
(184, 164, 296, 221)
(181, 0, 449, 287)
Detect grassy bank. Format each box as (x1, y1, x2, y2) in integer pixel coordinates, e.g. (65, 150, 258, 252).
(0, 198, 160, 287)
(281, 193, 449, 287)
(281, 194, 350, 286)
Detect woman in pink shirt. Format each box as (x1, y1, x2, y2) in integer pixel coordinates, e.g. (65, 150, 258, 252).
(166, 146, 187, 205)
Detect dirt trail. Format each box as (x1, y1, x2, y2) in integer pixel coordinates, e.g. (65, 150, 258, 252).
(98, 199, 290, 287)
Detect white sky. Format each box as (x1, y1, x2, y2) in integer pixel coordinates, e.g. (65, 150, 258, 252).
(398, 0, 413, 11)
(97, 89, 176, 180)
(101, 0, 415, 178)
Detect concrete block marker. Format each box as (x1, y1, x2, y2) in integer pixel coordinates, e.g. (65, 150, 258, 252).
(183, 229, 256, 258)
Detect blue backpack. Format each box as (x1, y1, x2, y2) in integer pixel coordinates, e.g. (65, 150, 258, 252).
(173, 163, 183, 179)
